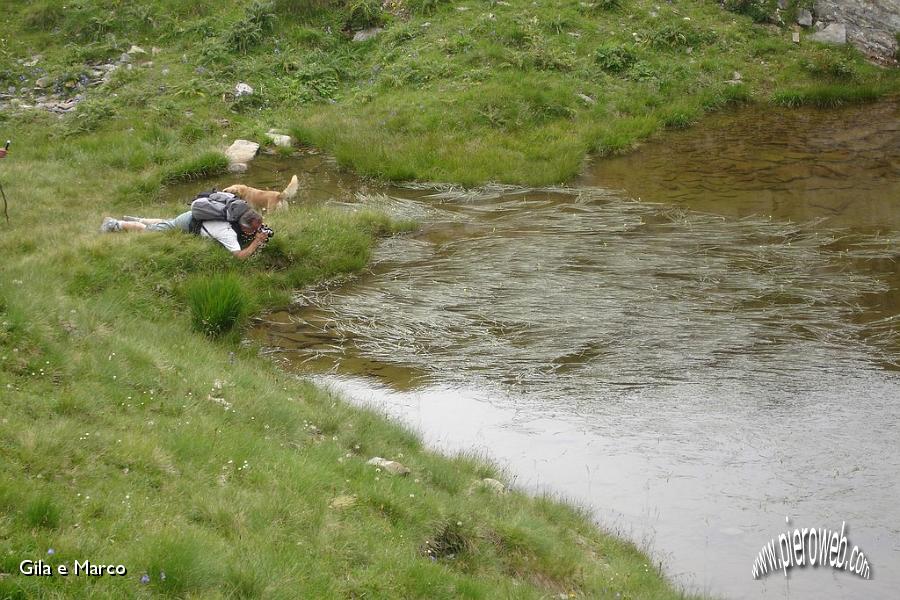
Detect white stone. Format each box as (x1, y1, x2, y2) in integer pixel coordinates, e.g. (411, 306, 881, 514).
(797, 9, 813, 27)
(265, 131, 293, 147)
(225, 139, 259, 165)
(228, 162, 248, 174)
(352, 28, 383, 42)
(479, 478, 507, 495)
(366, 457, 410, 476)
(235, 82, 254, 97)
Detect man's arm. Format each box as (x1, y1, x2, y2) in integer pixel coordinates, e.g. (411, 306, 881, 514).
(232, 230, 269, 260)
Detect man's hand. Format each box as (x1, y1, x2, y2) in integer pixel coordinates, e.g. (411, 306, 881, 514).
(0, 148, 6, 159)
(232, 229, 270, 260)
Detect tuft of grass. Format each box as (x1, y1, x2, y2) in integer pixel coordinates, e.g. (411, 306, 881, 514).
(723, 0, 778, 23)
(595, 44, 638, 73)
(345, 0, 384, 30)
(186, 273, 250, 337)
(772, 84, 885, 107)
(161, 152, 229, 186)
(24, 494, 61, 529)
(21, 0, 65, 30)
(223, 0, 278, 54)
(801, 50, 859, 81)
(61, 97, 116, 137)
(421, 518, 474, 560)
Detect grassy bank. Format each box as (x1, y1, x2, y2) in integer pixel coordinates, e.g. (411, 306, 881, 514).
(1, 3, 706, 598)
(0, 129, 702, 598)
(1, 0, 891, 597)
(3, 1, 897, 186)
(0, 134, 695, 599)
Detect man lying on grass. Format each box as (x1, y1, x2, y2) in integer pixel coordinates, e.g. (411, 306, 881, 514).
(99, 208, 271, 260)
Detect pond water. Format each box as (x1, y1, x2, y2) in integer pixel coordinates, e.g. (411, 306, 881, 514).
(247, 101, 899, 599)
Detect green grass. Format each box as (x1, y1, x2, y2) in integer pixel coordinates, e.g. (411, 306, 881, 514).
(1, 0, 891, 597)
(772, 83, 886, 107)
(186, 273, 251, 337)
(0, 115, 686, 596)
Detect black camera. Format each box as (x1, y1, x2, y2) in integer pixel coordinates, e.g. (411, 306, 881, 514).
(256, 224, 274, 248)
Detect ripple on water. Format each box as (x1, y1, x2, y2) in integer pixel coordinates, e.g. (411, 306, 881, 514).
(251, 101, 900, 600)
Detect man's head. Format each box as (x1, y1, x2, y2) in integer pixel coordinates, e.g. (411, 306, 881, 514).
(238, 209, 262, 234)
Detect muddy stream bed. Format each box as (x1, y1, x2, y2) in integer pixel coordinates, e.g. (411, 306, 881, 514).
(233, 101, 898, 599)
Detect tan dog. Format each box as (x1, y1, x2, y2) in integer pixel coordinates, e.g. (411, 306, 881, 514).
(223, 174, 299, 213)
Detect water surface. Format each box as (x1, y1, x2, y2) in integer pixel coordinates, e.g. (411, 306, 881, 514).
(250, 101, 900, 599)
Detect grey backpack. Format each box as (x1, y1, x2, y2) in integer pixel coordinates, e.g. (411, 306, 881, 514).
(190, 191, 249, 223)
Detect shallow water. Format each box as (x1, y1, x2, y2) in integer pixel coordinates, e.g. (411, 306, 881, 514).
(250, 101, 900, 599)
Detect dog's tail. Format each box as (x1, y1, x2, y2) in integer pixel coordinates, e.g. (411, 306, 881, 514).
(279, 175, 300, 201)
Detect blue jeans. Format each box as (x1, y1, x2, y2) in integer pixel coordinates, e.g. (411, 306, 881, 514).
(147, 211, 192, 232)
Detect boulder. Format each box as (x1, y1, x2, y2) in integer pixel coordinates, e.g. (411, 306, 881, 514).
(366, 456, 410, 476)
(479, 478, 508, 495)
(266, 130, 293, 147)
(809, 23, 847, 45)
(352, 28, 383, 42)
(797, 9, 813, 27)
(228, 163, 249, 174)
(814, 0, 900, 60)
(225, 139, 259, 165)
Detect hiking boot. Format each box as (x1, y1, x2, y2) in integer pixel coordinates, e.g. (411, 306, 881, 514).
(100, 217, 121, 233)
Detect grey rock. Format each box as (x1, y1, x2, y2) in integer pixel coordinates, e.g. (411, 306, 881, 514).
(225, 139, 259, 165)
(366, 456, 411, 476)
(813, 0, 900, 60)
(35, 76, 51, 89)
(128, 45, 147, 55)
(265, 130, 293, 147)
(235, 82, 253, 97)
(797, 9, 813, 27)
(809, 23, 847, 45)
(352, 28, 384, 42)
(576, 93, 596, 105)
(479, 478, 508, 495)
(777, 0, 788, 8)
(119, 53, 132, 64)
(228, 163, 248, 174)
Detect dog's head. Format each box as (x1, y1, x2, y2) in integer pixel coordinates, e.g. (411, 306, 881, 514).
(222, 184, 248, 198)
